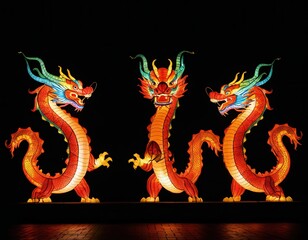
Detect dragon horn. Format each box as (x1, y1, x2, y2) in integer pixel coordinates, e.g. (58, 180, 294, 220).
(58, 66, 76, 81)
(171, 50, 194, 84)
(229, 71, 246, 86)
(253, 58, 280, 79)
(152, 59, 160, 79)
(229, 72, 240, 85)
(166, 59, 173, 78)
(18, 52, 62, 83)
(130, 54, 154, 84)
(233, 72, 246, 85)
(152, 59, 173, 82)
(256, 58, 280, 87)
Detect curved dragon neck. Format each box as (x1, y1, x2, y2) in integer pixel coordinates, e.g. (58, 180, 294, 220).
(35, 86, 90, 193)
(149, 103, 176, 159)
(149, 99, 182, 193)
(223, 87, 270, 192)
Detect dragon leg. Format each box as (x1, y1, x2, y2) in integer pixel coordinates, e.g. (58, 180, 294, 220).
(223, 179, 245, 202)
(29, 179, 54, 203)
(181, 178, 203, 202)
(263, 176, 291, 201)
(142, 173, 162, 202)
(74, 178, 100, 203)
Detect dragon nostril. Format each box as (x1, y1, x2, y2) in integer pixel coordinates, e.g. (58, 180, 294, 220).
(157, 82, 168, 93)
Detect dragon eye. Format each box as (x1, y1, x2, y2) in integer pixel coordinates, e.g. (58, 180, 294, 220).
(225, 91, 230, 95)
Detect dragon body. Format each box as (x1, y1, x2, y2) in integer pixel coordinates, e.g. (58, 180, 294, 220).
(5, 52, 112, 203)
(128, 51, 222, 202)
(208, 59, 302, 201)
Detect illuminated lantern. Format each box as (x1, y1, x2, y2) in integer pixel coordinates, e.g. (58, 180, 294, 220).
(207, 59, 302, 201)
(128, 51, 222, 202)
(5, 52, 112, 203)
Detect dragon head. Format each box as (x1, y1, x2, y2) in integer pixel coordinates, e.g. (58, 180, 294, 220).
(19, 52, 96, 111)
(207, 58, 280, 116)
(131, 51, 194, 106)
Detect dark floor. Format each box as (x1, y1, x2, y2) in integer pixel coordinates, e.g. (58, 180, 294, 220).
(6, 223, 305, 240)
(4, 202, 307, 240)
(6, 201, 306, 223)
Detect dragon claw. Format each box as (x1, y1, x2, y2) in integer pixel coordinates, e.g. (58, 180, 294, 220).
(81, 197, 100, 203)
(188, 197, 203, 203)
(128, 153, 144, 169)
(27, 197, 52, 203)
(140, 197, 159, 202)
(95, 152, 112, 168)
(223, 196, 241, 202)
(266, 195, 293, 202)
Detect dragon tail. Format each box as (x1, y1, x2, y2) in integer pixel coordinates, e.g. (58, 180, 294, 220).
(267, 123, 302, 182)
(181, 129, 222, 183)
(5, 127, 48, 187)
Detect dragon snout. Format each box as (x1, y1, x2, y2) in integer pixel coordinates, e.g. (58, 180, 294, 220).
(208, 91, 217, 101)
(205, 87, 218, 101)
(82, 86, 94, 97)
(82, 82, 97, 97)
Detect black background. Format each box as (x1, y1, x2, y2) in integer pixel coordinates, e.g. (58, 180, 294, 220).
(1, 1, 306, 203)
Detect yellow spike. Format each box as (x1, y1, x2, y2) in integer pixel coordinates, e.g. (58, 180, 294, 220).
(58, 66, 69, 79)
(67, 69, 76, 80)
(152, 59, 159, 78)
(167, 59, 173, 78)
(229, 72, 240, 85)
(233, 71, 246, 85)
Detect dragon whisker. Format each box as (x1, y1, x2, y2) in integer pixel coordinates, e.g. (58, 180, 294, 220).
(204, 86, 213, 96)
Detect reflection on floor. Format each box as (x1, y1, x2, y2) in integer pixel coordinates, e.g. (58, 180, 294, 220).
(7, 223, 305, 240)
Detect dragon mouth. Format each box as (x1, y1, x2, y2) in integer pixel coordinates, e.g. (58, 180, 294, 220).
(64, 84, 95, 110)
(79, 95, 91, 105)
(64, 90, 93, 110)
(209, 90, 237, 116)
(154, 94, 172, 106)
(72, 96, 91, 111)
(211, 98, 228, 112)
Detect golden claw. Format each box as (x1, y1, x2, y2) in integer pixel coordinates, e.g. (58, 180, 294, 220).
(188, 197, 203, 203)
(95, 152, 112, 168)
(27, 197, 52, 203)
(140, 197, 159, 202)
(81, 197, 100, 203)
(265, 195, 293, 202)
(223, 196, 241, 202)
(128, 153, 142, 169)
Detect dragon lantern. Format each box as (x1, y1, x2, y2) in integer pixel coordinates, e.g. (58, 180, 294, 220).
(5, 52, 112, 203)
(128, 51, 222, 202)
(207, 59, 302, 201)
